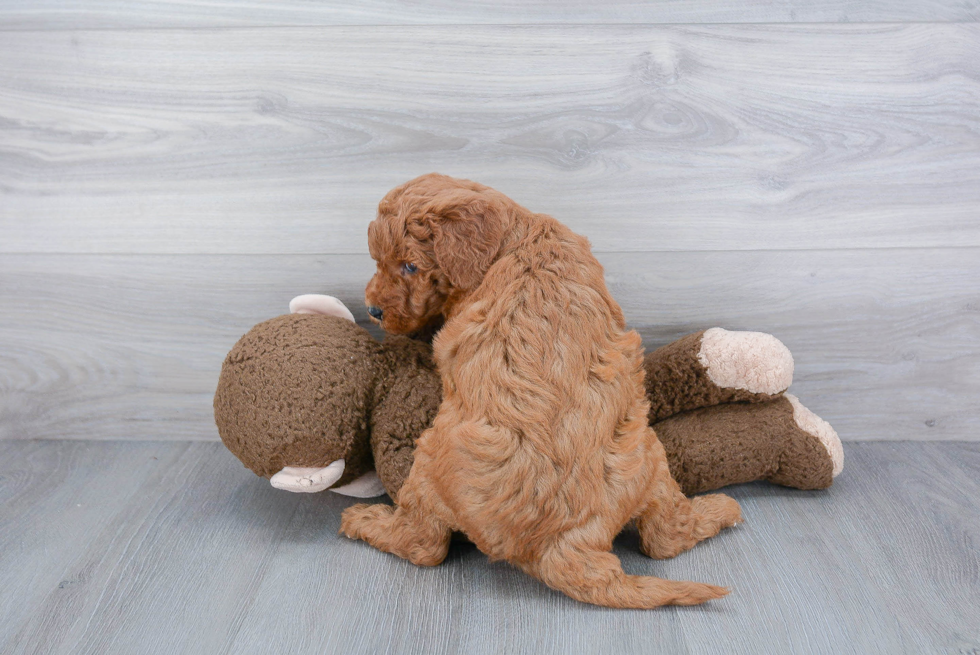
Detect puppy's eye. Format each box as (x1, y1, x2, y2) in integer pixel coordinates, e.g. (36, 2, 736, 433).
(401, 262, 418, 274)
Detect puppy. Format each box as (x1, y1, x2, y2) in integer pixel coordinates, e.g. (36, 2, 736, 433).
(342, 173, 741, 608)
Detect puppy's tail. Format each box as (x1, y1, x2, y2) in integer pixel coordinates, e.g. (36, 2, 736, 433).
(525, 545, 728, 609)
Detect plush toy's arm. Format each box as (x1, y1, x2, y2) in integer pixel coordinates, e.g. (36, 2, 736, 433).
(368, 335, 443, 500)
(645, 328, 794, 423)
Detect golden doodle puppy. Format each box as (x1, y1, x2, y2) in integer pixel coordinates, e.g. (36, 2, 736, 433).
(342, 173, 741, 608)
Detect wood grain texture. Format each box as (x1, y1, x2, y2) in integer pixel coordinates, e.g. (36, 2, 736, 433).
(1, 0, 978, 29)
(1, 440, 977, 654)
(1, 25, 978, 254)
(1, 248, 977, 442)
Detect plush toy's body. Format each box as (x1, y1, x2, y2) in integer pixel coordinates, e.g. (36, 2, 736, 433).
(214, 296, 842, 499)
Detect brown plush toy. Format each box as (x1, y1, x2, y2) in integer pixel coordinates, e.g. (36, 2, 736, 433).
(214, 295, 843, 500)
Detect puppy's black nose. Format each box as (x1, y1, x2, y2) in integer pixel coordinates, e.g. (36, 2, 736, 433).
(367, 306, 383, 320)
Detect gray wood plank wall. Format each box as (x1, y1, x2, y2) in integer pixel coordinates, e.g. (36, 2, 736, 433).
(1, 0, 978, 28)
(2, 5, 978, 443)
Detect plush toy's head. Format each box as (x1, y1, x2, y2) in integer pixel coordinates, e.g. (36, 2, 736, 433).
(214, 313, 381, 487)
(214, 295, 442, 498)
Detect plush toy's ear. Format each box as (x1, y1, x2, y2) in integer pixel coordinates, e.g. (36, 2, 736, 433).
(270, 460, 346, 493)
(268, 464, 387, 497)
(289, 294, 355, 322)
(330, 471, 387, 498)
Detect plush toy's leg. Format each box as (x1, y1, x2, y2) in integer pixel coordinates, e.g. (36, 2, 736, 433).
(654, 395, 843, 495)
(339, 455, 452, 566)
(636, 444, 742, 560)
(645, 328, 794, 422)
(778, 394, 844, 482)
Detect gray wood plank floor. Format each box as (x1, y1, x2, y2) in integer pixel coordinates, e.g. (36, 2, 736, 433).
(2, 25, 978, 254)
(1, 439, 977, 655)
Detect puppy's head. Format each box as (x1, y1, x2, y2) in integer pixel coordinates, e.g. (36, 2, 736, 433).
(365, 173, 507, 334)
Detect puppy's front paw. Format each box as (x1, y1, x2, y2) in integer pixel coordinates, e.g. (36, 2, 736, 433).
(340, 503, 394, 540)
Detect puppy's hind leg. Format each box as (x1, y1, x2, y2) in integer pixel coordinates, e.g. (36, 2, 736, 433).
(637, 454, 742, 560)
(340, 456, 451, 566)
(523, 531, 729, 609)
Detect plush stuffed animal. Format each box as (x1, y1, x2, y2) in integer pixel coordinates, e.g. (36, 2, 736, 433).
(214, 296, 843, 500)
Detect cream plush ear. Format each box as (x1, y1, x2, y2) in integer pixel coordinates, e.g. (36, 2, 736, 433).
(270, 461, 346, 493)
(330, 471, 387, 498)
(288, 294, 355, 322)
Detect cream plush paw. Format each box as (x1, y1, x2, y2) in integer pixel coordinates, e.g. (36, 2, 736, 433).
(697, 328, 794, 395)
(785, 394, 844, 478)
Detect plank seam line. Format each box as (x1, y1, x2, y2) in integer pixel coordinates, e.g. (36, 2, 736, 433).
(2, 244, 979, 257)
(0, 21, 977, 34)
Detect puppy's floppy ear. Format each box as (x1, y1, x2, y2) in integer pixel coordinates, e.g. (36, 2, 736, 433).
(421, 191, 505, 291)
